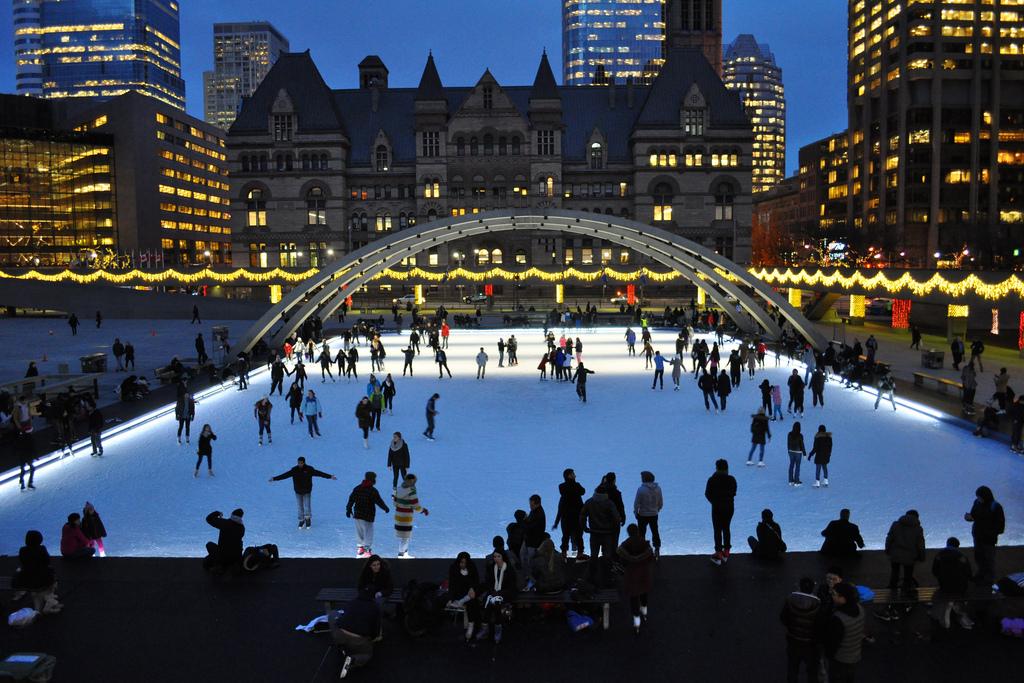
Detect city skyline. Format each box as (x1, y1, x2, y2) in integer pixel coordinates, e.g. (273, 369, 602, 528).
(0, 0, 846, 175)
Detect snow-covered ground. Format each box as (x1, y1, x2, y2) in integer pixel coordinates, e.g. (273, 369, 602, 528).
(1, 327, 1021, 559)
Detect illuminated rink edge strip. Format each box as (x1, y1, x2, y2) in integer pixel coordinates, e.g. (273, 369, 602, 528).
(0, 330, 977, 489)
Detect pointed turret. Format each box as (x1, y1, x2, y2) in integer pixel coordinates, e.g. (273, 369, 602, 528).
(415, 52, 445, 102)
(530, 50, 560, 102)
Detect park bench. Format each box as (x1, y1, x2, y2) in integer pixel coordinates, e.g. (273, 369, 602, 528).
(865, 584, 1005, 622)
(912, 372, 963, 397)
(316, 585, 620, 630)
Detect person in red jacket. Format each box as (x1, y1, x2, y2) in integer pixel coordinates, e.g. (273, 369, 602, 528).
(60, 513, 95, 560)
(440, 321, 450, 349)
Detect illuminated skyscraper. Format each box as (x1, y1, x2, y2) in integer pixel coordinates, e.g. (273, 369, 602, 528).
(562, 0, 666, 85)
(847, 0, 1024, 267)
(724, 34, 785, 193)
(203, 22, 289, 131)
(11, 0, 184, 109)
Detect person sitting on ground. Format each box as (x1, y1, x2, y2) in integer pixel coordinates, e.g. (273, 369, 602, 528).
(242, 544, 280, 572)
(973, 399, 1000, 437)
(60, 513, 95, 560)
(820, 508, 866, 557)
(203, 509, 245, 572)
(446, 552, 480, 609)
(14, 530, 61, 614)
(466, 549, 518, 644)
(747, 508, 787, 560)
(357, 554, 394, 603)
(331, 588, 382, 680)
(529, 538, 567, 593)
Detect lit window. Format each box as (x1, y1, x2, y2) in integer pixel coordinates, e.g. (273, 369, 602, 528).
(306, 187, 326, 225)
(272, 114, 293, 141)
(247, 189, 267, 227)
(590, 142, 604, 169)
(714, 182, 735, 221)
(653, 183, 673, 222)
(375, 145, 389, 172)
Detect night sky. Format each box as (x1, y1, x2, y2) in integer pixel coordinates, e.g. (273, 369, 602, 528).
(0, 0, 847, 175)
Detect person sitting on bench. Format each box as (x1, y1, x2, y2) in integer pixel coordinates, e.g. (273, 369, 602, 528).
(331, 588, 382, 680)
(528, 538, 567, 593)
(747, 508, 787, 560)
(445, 551, 480, 609)
(203, 509, 244, 572)
(466, 549, 517, 644)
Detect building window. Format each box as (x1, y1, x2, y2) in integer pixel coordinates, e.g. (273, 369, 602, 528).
(476, 249, 490, 266)
(600, 248, 612, 265)
(279, 242, 298, 267)
(424, 177, 440, 198)
(375, 145, 389, 172)
(248, 242, 268, 268)
(247, 189, 267, 227)
(515, 249, 527, 265)
(482, 85, 493, 109)
(422, 131, 440, 158)
(490, 248, 503, 265)
(484, 134, 494, 156)
(653, 183, 673, 222)
(456, 137, 465, 156)
(306, 187, 326, 225)
(375, 212, 392, 232)
(241, 155, 250, 172)
(541, 176, 555, 197)
(590, 142, 604, 169)
(273, 114, 293, 141)
(714, 182, 735, 220)
(619, 250, 629, 264)
(470, 137, 479, 156)
(682, 109, 704, 137)
(498, 136, 508, 155)
(537, 130, 555, 156)
(511, 136, 521, 155)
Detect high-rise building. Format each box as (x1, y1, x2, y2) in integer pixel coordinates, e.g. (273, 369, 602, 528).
(203, 22, 289, 131)
(665, 0, 723, 76)
(724, 34, 786, 194)
(562, 0, 666, 86)
(11, 0, 184, 109)
(847, 0, 1024, 267)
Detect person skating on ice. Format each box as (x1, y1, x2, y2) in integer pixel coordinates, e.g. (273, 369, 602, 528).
(303, 389, 323, 437)
(381, 374, 396, 415)
(705, 459, 737, 566)
(423, 393, 439, 440)
(393, 473, 429, 558)
(195, 424, 216, 477)
(786, 422, 807, 486)
(355, 397, 373, 448)
(716, 369, 731, 411)
(269, 456, 336, 529)
(346, 472, 390, 558)
(386, 432, 410, 490)
(746, 408, 771, 466)
(175, 391, 196, 444)
(807, 424, 833, 487)
(286, 381, 304, 424)
(476, 347, 489, 379)
(573, 362, 594, 403)
(697, 369, 718, 413)
(254, 397, 272, 445)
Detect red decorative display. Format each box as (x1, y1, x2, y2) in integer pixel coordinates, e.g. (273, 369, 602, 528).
(1019, 312, 1024, 351)
(484, 284, 494, 296)
(627, 284, 636, 306)
(891, 299, 911, 329)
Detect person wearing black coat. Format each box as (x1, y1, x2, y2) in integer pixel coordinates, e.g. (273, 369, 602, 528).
(965, 485, 1005, 585)
(521, 494, 547, 568)
(81, 502, 107, 557)
(705, 459, 737, 565)
(758, 378, 773, 414)
(346, 473, 389, 557)
(286, 382, 304, 424)
(15, 530, 58, 613)
(716, 370, 732, 411)
(820, 509, 865, 556)
(331, 591, 382, 678)
(386, 432, 410, 489)
(87, 402, 104, 456)
(175, 393, 196, 443)
(931, 537, 974, 629)
(466, 550, 517, 644)
(601, 473, 626, 526)
(204, 509, 244, 571)
(747, 409, 772, 465)
(355, 397, 373, 448)
(747, 509, 787, 560)
(810, 368, 826, 407)
(787, 370, 806, 416)
(270, 456, 336, 528)
(446, 552, 480, 608)
(356, 554, 394, 600)
(269, 359, 286, 396)
(808, 425, 833, 487)
(698, 369, 718, 412)
(552, 469, 586, 559)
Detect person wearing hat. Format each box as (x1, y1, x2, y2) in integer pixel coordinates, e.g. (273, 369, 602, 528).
(204, 509, 245, 572)
(81, 502, 107, 557)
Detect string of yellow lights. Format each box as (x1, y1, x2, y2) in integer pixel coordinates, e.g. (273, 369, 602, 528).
(751, 268, 1024, 302)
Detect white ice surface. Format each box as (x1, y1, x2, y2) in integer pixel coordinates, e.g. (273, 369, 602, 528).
(2, 327, 1021, 559)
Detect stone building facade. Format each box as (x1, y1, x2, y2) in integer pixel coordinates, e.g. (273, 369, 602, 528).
(226, 48, 752, 282)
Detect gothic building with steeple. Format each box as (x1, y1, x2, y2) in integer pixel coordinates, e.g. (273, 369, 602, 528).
(226, 47, 752, 275)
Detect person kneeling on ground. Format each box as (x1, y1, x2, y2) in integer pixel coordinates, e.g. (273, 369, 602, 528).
(331, 588, 382, 679)
(60, 513, 95, 560)
(747, 509, 787, 560)
(466, 550, 517, 644)
(242, 544, 280, 572)
(528, 538, 567, 593)
(203, 509, 244, 573)
(973, 400, 1000, 437)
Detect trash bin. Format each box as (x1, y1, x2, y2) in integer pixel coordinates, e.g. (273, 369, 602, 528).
(920, 350, 944, 369)
(80, 353, 107, 373)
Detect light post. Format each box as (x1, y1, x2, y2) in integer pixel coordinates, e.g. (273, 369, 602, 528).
(203, 249, 212, 268)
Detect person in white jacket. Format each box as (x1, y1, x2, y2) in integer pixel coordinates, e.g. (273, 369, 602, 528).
(475, 348, 489, 380)
(633, 471, 664, 559)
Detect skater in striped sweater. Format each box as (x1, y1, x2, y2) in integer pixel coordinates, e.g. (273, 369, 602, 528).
(393, 474, 429, 558)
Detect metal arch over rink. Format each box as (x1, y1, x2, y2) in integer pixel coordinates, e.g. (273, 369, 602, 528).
(236, 210, 829, 355)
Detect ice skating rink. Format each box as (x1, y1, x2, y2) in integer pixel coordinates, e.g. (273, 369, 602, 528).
(2, 327, 1021, 558)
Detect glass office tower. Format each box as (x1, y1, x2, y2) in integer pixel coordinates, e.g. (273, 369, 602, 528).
(563, 0, 666, 85)
(13, 0, 184, 109)
(203, 22, 290, 130)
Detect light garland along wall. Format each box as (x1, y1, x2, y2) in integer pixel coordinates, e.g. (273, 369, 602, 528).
(751, 267, 1024, 302)
(948, 304, 970, 318)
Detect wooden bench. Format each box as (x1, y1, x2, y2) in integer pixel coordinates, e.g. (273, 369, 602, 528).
(865, 584, 1004, 622)
(913, 372, 963, 396)
(316, 585, 620, 630)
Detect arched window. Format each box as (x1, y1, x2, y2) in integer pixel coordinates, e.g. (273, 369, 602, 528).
(604, 208, 614, 215)
(375, 212, 392, 232)
(456, 138, 465, 156)
(498, 136, 508, 155)
(300, 154, 309, 170)
(375, 145, 389, 172)
(275, 154, 284, 171)
(399, 213, 408, 229)
(320, 154, 329, 170)
(475, 248, 490, 266)
(511, 136, 520, 155)
(714, 182, 735, 221)
(258, 154, 267, 171)
(424, 177, 440, 199)
(306, 187, 326, 225)
(514, 249, 527, 265)
(285, 153, 293, 171)
(247, 189, 267, 227)
(590, 142, 604, 170)
(484, 134, 494, 156)
(427, 209, 438, 222)
(653, 182, 673, 222)
(241, 155, 250, 172)
(470, 137, 479, 156)
(491, 248, 503, 265)
(360, 214, 368, 230)
(542, 176, 554, 198)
